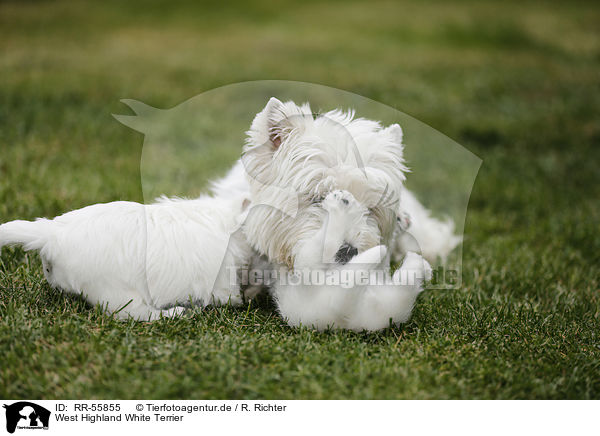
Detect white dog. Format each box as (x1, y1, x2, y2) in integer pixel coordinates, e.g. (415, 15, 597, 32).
(268, 189, 432, 331)
(0, 97, 456, 330)
(213, 98, 459, 264)
(0, 194, 253, 320)
(218, 98, 439, 330)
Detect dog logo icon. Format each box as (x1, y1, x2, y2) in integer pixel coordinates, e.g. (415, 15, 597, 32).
(3, 402, 50, 434)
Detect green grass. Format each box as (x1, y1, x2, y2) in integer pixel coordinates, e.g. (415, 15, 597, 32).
(1, 0, 599, 399)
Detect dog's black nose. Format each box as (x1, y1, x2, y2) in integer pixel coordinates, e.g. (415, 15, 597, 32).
(335, 243, 358, 264)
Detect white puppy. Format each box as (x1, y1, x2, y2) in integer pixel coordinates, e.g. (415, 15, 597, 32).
(214, 98, 460, 264)
(269, 189, 431, 331)
(222, 98, 436, 331)
(0, 195, 252, 320)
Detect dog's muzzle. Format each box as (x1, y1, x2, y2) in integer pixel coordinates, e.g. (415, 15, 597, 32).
(335, 243, 358, 264)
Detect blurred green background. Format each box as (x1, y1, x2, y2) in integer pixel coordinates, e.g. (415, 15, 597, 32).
(0, 0, 599, 399)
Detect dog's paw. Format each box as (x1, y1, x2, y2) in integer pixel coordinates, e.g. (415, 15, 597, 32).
(397, 211, 411, 232)
(162, 306, 187, 318)
(323, 190, 368, 220)
(323, 190, 356, 211)
(347, 244, 387, 265)
(398, 251, 433, 282)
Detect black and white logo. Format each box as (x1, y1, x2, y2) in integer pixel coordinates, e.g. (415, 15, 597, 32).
(3, 402, 50, 434)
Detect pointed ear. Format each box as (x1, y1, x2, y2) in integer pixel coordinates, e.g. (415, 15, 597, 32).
(247, 97, 309, 149)
(387, 123, 404, 146)
(263, 97, 288, 148)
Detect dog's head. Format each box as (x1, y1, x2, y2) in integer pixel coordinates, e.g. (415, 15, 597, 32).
(241, 97, 408, 267)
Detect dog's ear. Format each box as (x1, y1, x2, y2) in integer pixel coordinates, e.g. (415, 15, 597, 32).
(386, 123, 404, 146)
(247, 97, 311, 150)
(264, 97, 289, 148)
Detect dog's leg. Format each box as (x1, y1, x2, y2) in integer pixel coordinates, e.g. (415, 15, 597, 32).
(295, 190, 362, 268)
(320, 191, 355, 263)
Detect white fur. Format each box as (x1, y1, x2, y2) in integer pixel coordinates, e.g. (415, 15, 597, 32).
(270, 190, 431, 331)
(392, 188, 462, 262)
(213, 98, 460, 264)
(1, 97, 456, 331)
(227, 98, 441, 330)
(0, 195, 252, 320)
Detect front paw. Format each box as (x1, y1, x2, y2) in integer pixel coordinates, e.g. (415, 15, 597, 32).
(397, 211, 411, 232)
(347, 245, 388, 265)
(163, 306, 187, 318)
(322, 190, 357, 213)
(396, 251, 433, 283)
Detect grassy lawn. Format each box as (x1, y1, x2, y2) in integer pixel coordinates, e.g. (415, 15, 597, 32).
(1, 0, 599, 399)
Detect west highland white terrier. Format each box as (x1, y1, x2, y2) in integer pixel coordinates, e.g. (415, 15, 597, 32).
(0, 195, 253, 320)
(0, 97, 458, 331)
(215, 97, 442, 330)
(213, 98, 459, 265)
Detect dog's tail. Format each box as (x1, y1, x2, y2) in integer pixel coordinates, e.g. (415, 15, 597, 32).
(0, 219, 54, 252)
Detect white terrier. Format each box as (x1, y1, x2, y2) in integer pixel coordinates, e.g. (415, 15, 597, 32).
(220, 98, 439, 331)
(0, 195, 253, 320)
(0, 97, 456, 330)
(268, 189, 432, 331)
(213, 98, 459, 264)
